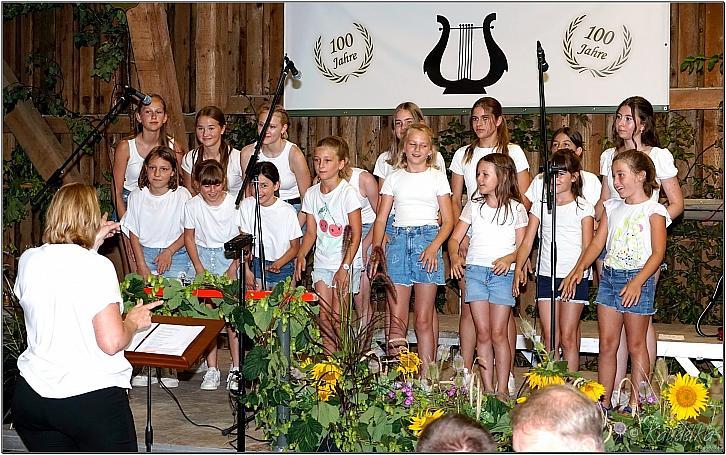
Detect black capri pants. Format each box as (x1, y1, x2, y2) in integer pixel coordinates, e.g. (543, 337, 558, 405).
(12, 376, 138, 452)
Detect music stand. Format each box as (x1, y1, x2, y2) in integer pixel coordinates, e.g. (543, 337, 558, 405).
(125, 316, 225, 452)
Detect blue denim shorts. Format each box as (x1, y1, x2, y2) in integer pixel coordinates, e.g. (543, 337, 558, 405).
(536, 275, 590, 305)
(197, 245, 234, 276)
(596, 266, 656, 315)
(464, 264, 515, 306)
(112, 188, 131, 222)
(384, 215, 395, 237)
(142, 246, 192, 282)
(252, 258, 295, 290)
(387, 225, 445, 287)
(312, 267, 361, 294)
(361, 222, 373, 258)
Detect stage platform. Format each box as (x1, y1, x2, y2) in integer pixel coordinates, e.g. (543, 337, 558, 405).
(373, 314, 724, 376)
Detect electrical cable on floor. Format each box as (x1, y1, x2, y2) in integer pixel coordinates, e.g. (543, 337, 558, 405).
(157, 376, 230, 433)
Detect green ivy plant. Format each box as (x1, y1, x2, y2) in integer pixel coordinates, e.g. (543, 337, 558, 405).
(680, 53, 724, 75)
(2, 146, 45, 230)
(73, 3, 130, 82)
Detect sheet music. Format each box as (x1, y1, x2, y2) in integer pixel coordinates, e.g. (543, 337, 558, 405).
(126, 323, 205, 356)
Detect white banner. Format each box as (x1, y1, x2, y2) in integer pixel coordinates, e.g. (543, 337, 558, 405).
(283, 2, 670, 114)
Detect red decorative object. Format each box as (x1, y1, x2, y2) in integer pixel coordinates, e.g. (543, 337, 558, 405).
(245, 290, 318, 302)
(143, 287, 223, 298)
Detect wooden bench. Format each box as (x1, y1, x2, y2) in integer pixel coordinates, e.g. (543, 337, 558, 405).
(372, 314, 723, 376)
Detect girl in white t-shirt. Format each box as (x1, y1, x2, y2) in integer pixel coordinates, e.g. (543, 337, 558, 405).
(122, 146, 191, 282)
(240, 161, 302, 290)
(448, 153, 528, 394)
(112, 94, 184, 220)
(295, 136, 362, 354)
(596, 96, 683, 406)
(563, 150, 670, 409)
(370, 124, 454, 373)
(182, 160, 241, 391)
(449, 96, 531, 386)
(240, 104, 312, 224)
(513, 150, 594, 372)
(181, 106, 244, 197)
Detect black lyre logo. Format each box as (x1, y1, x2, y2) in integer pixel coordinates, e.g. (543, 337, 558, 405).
(423, 13, 508, 94)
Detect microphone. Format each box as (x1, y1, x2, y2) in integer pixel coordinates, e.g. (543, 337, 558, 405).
(284, 56, 302, 80)
(536, 41, 549, 72)
(123, 86, 152, 105)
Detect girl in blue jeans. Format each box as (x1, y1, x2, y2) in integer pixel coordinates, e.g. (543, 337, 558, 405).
(448, 154, 528, 394)
(562, 150, 670, 410)
(370, 124, 454, 375)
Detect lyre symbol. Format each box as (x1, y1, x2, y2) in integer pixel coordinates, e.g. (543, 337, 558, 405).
(423, 13, 509, 94)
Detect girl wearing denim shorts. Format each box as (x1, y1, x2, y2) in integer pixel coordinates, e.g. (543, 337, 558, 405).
(448, 153, 528, 394)
(370, 124, 454, 374)
(295, 136, 362, 355)
(183, 160, 243, 390)
(514, 150, 595, 373)
(563, 150, 670, 410)
(239, 161, 302, 291)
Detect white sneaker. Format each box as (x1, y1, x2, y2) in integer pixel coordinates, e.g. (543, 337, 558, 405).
(227, 367, 239, 391)
(160, 368, 179, 388)
(131, 367, 158, 387)
(508, 372, 516, 395)
(193, 360, 208, 374)
(201, 367, 221, 390)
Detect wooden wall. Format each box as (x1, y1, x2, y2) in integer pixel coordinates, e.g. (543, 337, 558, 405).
(3, 3, 723, 283)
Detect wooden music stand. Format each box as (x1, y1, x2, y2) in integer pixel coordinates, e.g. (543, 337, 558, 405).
(125, 316, 225, 452)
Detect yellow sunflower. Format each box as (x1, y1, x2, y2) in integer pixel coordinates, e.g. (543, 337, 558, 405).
(409, 408, 445, 436)
(666, 373, 709, 421)
(397, 350, 422, 375)
(310, 360, 342, 386)
(299, 357, 312, 369)
(579, 380, 606, 402)
(524, 370, 565, 389)
(317, 383, 333, 402)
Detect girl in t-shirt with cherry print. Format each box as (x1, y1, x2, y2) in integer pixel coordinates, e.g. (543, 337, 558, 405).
(294, 136, 362, 355)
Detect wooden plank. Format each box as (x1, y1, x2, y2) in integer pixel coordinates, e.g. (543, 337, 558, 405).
(195, 3, 227, 109)
(78, 43, 95, 113)
(669, 3, 680, 88)
(245, 3, 264, 96)
(668, 87, 724, 110)
(19, 13, 33, 86)
(268, 3, 284, 96)
(170, 4, 191, 111)
(227, 3, 241, 107)
(704, 3, 724, 88)
(126, 4, 186, 145)
(3, 60, 81, 182)
(356, 116, 380, 172)
(677, 3, 700, 88)
(338, 116, 358, 165)
(4, 16, 17, 78)
(238, 3, 248, 95)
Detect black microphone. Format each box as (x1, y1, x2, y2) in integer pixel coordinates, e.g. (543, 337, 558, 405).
(536, 41, 549, 72)
(123, 86, 152, 105)
(284, 56, 302, 80)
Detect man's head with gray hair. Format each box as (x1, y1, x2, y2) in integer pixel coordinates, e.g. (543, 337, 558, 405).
(512, 384, 605, 452)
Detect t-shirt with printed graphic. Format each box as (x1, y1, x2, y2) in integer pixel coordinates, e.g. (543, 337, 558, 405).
(603, 198, 671, 270)
(301, 179, 362, 270)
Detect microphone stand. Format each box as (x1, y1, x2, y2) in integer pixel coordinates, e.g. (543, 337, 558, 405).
(31, 91, 133, 209)
(536, 41, 558, 355)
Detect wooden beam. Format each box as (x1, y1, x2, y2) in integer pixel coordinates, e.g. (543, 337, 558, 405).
(683, 198, 723, 221)
(126, 4, 186, 146)
(195, 4, 228, 109)
(669, 87, 724, 110)
(2, 60, 81, 182)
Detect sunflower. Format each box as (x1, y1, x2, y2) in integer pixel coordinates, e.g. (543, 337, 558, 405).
(408, 408, 445, 436)
(524, 370, 565, 389)
(579, 380, 606, 402)
(299, 357, 312, 369)
(397, 350, 422, 375)
(665, 373, 709, 421)
(317, 383, 333, 402)
(310, 360, 342, 386)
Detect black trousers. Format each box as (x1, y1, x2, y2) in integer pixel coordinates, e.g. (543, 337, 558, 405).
(12, 376, 138, 452)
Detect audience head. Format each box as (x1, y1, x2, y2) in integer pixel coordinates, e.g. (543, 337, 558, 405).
(550, 126, 584, 157)
(511, 384, 605, 452)
(43, 183, 101, 249)
(416, 413, 496, 452)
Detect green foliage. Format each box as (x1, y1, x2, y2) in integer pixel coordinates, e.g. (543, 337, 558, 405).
(2, 3, 60, 21)
(74, 4, 129, 82)
(225, 114, 258, 150)
(680, 53, 724, 75)
(435, 118, 474, 170)
(2, 146, 45, 229)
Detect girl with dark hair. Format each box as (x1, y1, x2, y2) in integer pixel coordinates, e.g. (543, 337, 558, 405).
(447, 153, 528, 394)
(182, 106, 244, 196)
(513, 149, 595, 372)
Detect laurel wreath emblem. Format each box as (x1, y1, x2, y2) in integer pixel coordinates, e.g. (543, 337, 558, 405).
(563, 14, 632, 78)
(314, 23, 374, 84)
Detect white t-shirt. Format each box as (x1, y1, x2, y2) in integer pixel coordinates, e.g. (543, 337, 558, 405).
(122, 186, 191, 248)
(531, 197, 595, 278)
(183, 192, 241, 249)
(603, 198, 672, 270)
(239, 197, 302, 262)
(182, 147, 244, 196)
(348, 168, 376, 224)
(14, 244, 131, 398)
(373, 149, 447, 180)
(450, 143, 530, 199)
(380, 167, 452, 227)
(301, 180, 362, 270)
(460, 199, 529, 269)
(525, 170, 601, 208)
(599, 147, 678, 203)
